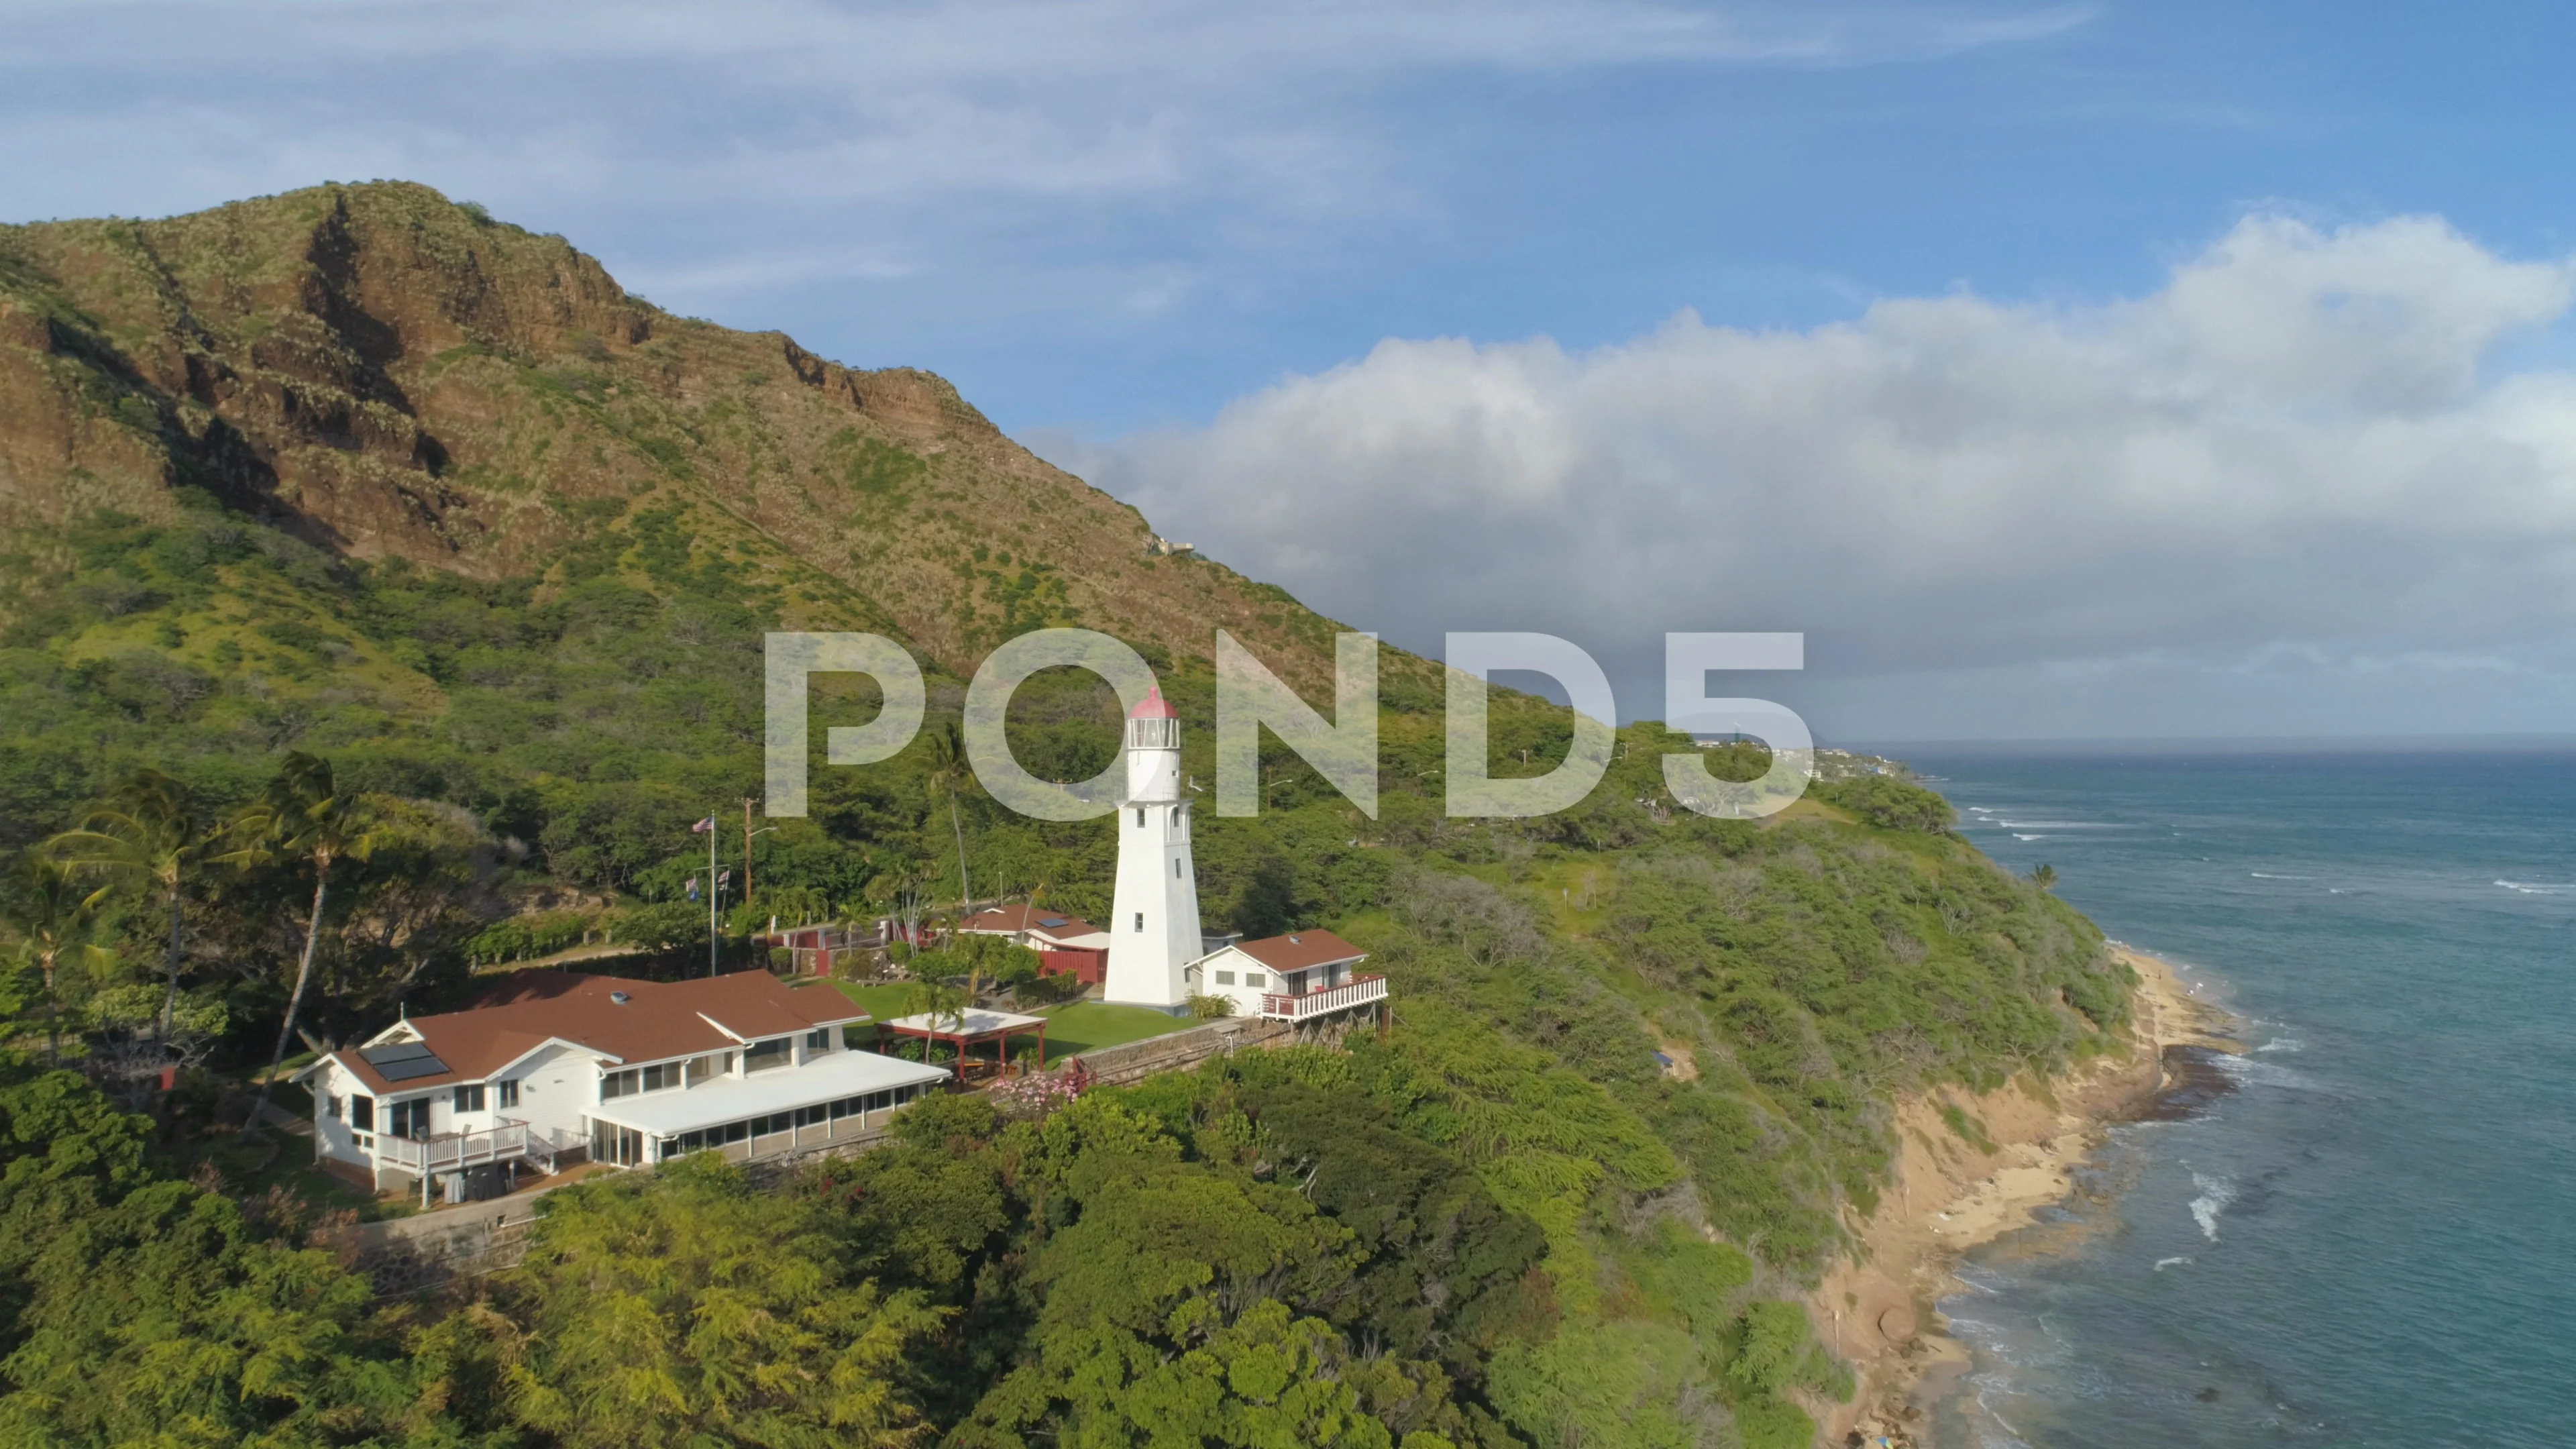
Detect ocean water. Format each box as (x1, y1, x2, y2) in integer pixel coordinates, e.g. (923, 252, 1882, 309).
(1894, 746, 2576, 1448)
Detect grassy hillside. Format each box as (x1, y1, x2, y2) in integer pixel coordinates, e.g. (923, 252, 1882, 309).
(0, 185, 2137, 1449)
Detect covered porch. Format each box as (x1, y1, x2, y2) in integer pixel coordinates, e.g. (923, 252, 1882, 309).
(590, 1046, 953, 1165)
(879, 1008, 1050, 1083)
(1258, 973, 1389, 1023)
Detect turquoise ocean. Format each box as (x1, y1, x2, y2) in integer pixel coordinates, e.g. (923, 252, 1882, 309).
(1893, 746, 2576, 1448)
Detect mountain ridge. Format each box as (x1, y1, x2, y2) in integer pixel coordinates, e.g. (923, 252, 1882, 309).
(0, 180, 1343, 688)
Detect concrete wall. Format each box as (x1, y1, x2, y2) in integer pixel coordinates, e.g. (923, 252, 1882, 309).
(1073, 1016, 1291, 1087)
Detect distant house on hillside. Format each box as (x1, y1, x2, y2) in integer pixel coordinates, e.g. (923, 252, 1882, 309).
(956, 903, 1114, 985)
(295, 970, 947, 1201)
(1185, 928, 1386, 1026)
(759, 920, 880, 975)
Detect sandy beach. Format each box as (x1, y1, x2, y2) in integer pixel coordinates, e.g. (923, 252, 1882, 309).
(1807, 947, 2243, 1448)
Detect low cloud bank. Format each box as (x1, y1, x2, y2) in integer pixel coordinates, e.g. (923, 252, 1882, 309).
(1075, 215, 2576, 732)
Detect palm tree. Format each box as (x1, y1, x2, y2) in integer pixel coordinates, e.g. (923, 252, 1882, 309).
(1, 853, 111, 1065)
(2031, 863, 2058, 891)
(922, 720, 975, 949)
(903, 979, 968, 1034)
(227, 752, 382, 1133)
(50, 769, 217, 1039)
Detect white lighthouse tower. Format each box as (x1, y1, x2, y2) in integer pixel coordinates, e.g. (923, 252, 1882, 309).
(1104, 684, 1202, 1011)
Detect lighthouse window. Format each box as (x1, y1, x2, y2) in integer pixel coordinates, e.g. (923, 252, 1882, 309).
(1135, 808, 1144, 827)
(1174, 859, 1182, 878)
(1134, 912, 1144, 931)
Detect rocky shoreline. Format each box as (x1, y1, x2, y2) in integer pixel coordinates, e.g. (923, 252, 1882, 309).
(1807, 947, 2243, 1448)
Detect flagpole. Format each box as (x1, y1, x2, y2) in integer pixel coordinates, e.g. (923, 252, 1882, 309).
(707, 810, 719, 977)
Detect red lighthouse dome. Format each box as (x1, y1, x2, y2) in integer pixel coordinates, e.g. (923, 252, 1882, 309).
(1128, 684, 1177, 720)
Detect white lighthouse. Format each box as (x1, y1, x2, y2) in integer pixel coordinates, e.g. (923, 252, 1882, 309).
(1104, 684, 1202, 1011)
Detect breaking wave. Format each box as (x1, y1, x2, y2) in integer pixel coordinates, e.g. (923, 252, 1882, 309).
(2189, 1172, 2236, 1242)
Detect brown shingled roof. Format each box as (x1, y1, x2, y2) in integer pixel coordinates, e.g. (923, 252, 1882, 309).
(959, 904, 1105, 941)
(1230, 930, 1367, 973)
(321, 970, 867, 1097)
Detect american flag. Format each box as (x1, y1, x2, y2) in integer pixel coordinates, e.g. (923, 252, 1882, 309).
(690, 816, 716, 833)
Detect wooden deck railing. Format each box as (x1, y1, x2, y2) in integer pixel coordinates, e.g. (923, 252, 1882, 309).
(373, 1118, 577, 1177)
(1258, 974, 1387, 1022)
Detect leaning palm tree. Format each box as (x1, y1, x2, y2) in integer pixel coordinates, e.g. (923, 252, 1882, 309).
(0, 852, 112, 1065)
(922, 720, 976, 949)
(226, 752, 382, 1134)
(50, 769, 217, 1039)
(903, 978, 969, 1034)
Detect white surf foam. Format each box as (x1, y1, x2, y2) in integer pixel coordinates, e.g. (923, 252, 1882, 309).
(2189, 1172, 2235, 1242)
(2217, 1053, 2322, 1092)
(2153, 1255, 2193, 1271)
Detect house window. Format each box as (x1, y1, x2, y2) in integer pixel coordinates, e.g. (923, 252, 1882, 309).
(325, 1093, 342, 1121)
(685, 1054, 725, 1086)
(744, 1038, 793, 1073)
(602, 1065, 684, 1098)
(1216, 969, 1236, 985)
(806, 1027, 835, 1053)
(1245, 972, 1266, 989)
(350, 1095, 374, 1132)
(497, 1079, 521, 1109)
(452, 1083, 486, 1114)
(386, 1098, 430, 1139)
(590, 1120, 644, 1167)
(1134, 912, 1144, 932)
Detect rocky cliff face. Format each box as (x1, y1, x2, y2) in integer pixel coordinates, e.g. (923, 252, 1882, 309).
(0, 182, 1337, 682)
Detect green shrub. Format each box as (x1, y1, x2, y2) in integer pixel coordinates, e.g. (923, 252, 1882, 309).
(1815, 774, 1956, 833)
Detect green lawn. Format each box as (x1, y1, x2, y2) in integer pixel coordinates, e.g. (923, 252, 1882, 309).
(799, 979, 1189, 1063)
(805, 979, 918, 1026)
(1028, 1002, 1193, 1061)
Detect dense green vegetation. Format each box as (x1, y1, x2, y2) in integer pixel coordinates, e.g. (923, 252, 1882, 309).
(0, 180, 2150, 1446)
(0, 485, 2133, 1449)
(0, 1038, 1866, 1447)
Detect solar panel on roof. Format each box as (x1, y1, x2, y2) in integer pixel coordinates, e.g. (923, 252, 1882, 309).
(1038, 916, 1069, 927)
(360, 1040, 452, 1081)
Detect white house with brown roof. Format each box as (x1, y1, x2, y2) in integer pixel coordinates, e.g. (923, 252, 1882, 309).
(955, 903, 1114, 953)
(295, 969, 949, 1199)
(1183, 928, 1387, 1024)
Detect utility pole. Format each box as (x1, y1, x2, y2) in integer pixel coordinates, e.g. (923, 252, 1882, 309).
(743, 797, 758, 907)
(705, 812, 719, 978)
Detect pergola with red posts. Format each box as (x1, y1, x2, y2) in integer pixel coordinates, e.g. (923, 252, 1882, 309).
(877, 1008, 1050, 1082)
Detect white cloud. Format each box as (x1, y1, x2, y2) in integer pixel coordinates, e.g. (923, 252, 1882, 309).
(1073, 214, 2576, 729)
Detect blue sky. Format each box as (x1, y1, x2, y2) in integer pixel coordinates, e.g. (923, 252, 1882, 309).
(9, 1, 2576, 739)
